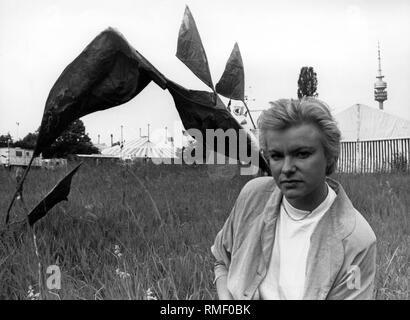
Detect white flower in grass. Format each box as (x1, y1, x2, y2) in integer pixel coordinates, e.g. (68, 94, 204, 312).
(114, 244, 123, 258)
(145, 287, 158, 300)
(386, 181, 393, 195)
(115, 268, 130, 279)
(27, 285, 40, 300)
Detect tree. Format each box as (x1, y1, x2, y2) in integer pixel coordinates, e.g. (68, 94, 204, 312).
(13, 131, 39, 149)
(297, 66, 318, 99)
(42, 119, 99, 158)
(0, 133, 13, 148)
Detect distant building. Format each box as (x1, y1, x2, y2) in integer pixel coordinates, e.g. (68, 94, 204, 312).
(0, 147, 68, 169)
(335, 104, 410, 141)
(374, 42, 388, 110)
(94, 143, 109, 152)
(72, 153, 120, 165)
(0, 147, 42, 168)
(102, 136, 177, 163)
(334, 104, 410, 173)
(41, 158, 68, 170)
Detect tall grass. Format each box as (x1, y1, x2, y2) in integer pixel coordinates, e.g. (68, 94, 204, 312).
(0, 163, 408, 299)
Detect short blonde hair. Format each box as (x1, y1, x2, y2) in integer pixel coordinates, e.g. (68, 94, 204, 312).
(257, 98, 341, 175)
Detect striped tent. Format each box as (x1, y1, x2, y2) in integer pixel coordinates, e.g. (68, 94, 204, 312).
(102, 137, 177, 161)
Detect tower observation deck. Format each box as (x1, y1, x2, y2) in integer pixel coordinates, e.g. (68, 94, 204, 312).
(374, 42, 387, 110)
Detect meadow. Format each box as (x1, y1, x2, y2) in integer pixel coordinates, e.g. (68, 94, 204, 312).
(0, 162, 409, 300)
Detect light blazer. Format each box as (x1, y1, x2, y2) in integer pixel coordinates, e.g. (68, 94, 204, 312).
(211, 177, 377, 300)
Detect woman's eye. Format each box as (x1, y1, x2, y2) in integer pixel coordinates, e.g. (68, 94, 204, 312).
(270, 154, 282, 161)
(297, 152, 310, 158)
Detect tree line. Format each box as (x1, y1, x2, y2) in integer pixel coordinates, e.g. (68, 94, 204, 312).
(0, 119, 99, 158)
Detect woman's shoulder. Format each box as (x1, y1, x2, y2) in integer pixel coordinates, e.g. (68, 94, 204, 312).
(347, 209, 377, 248)
(231, 177, 278, 225)
(328, 178, 376, 249)
(238, 176, 277, 201)
(337, 198, 377, 251)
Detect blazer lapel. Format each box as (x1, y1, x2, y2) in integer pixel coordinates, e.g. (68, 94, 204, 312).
(303, 178, 356, 300)
(303, 212, 344, 299)
(260, 188, 282, 267)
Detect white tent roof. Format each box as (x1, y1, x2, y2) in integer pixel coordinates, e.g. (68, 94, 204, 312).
(102, 137, 177, 159)
(334, 104, 410, 141)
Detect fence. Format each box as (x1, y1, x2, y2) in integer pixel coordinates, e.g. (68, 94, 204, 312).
(337, 138, 410, 173)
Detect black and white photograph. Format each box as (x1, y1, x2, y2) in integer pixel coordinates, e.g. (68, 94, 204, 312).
(0, 0, 409, 304)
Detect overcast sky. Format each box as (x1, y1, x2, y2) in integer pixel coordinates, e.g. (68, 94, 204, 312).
(1, 0, 409, 145)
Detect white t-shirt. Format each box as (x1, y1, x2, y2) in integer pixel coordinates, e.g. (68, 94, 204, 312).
(259, 183, 337, 300)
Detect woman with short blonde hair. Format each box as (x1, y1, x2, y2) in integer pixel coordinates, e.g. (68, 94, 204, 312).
(258, 98, 341, 175)
(212, 98, 377, 300)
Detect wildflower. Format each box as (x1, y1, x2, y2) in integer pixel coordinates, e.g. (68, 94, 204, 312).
(115, 268, 130, 279)
(27, 285, 40, 300)
(145, 287, 158, 300)
(84, 204, 94, 211)
(385, 181, 394, 196)
(114, 244, 123, 258)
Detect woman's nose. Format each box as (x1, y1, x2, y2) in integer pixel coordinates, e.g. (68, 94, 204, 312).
(281, 156, 296, 174)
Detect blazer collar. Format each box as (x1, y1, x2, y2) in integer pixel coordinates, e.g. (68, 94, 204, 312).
(261, 177, 356, 239)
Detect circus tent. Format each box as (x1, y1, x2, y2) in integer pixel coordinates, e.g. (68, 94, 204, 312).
(102, 136, 177, 161)
(334, 104, 410, 141)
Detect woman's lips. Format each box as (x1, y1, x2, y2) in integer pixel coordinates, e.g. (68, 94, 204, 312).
(281, 180, 302, 187)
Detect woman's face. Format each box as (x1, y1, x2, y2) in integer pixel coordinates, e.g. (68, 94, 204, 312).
(264, 123, 329, 210)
